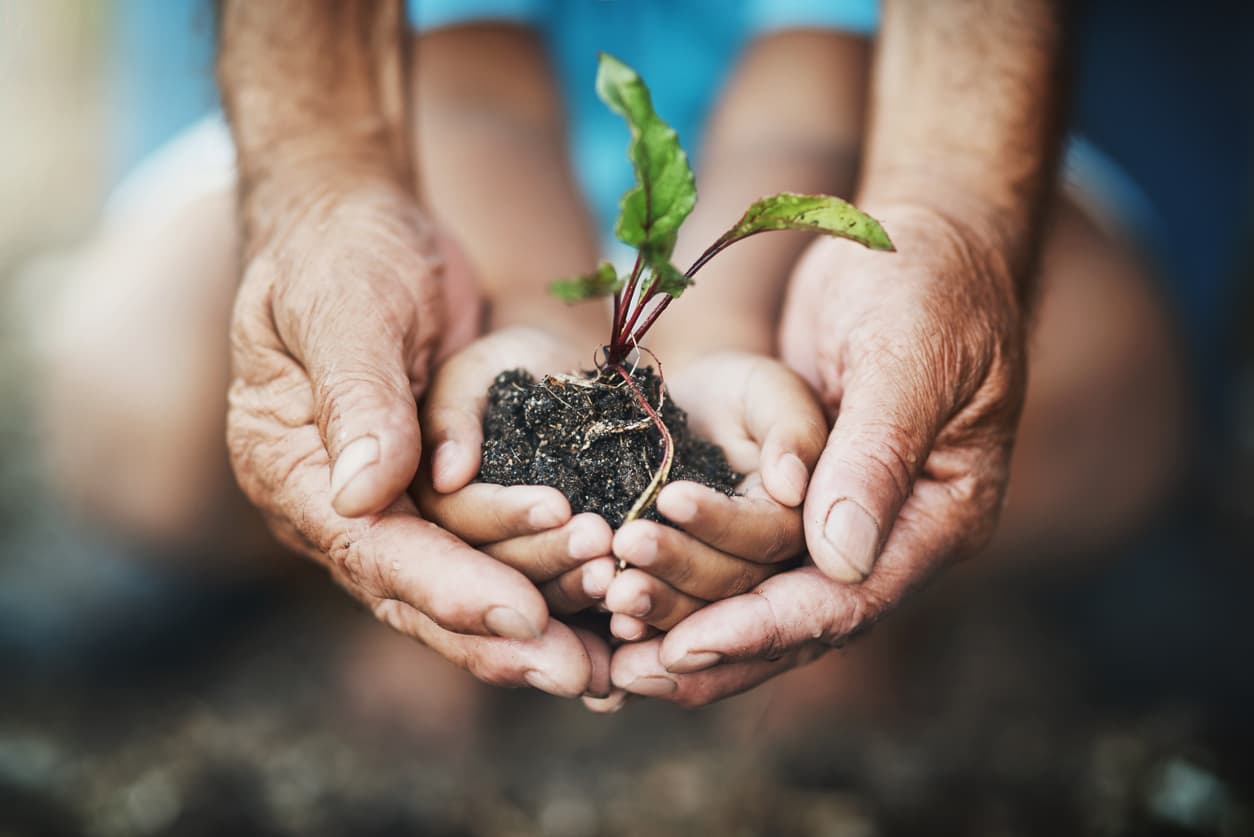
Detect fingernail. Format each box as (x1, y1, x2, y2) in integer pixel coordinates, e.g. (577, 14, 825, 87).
(528, 500, 566, 530)
(484, 606, 542, 641)
(662, 489, 698, 524)
(623, 675, 677, 697)
(621, 528, 658, 564)
(582, 682, 612, 700)
(432, 440, 462, 488)
(582, 563, 612, 599)
(582, 690, 628, 714)
(775, 452, 810, 507)
(568, 519, 604, 560)
(667, 650, 721, 673)
(628, 593, 652, 618)
(821, 500, 880, 581)
(615, 618, 647, 641)
(524, 669, 567, 696)
(330, 436, 380, 502)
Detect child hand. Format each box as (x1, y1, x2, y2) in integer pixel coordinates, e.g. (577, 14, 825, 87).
(416, 326, 618, 616)
(603, 353, 827, 639)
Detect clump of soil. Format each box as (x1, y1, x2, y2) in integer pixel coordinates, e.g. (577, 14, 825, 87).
(477, 367, 740, 527)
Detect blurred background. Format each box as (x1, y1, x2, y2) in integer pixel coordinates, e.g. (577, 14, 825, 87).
(2, 2, 1253, 835)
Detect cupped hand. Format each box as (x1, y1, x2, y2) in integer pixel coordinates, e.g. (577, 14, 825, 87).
(416, 325, 618, 617)
(609, 205, 1029, 706)
(227, 185, 607, 698)
(601, 353, 827, 642)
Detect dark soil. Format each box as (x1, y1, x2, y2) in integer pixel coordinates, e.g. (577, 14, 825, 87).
(477, 366, 740, 527)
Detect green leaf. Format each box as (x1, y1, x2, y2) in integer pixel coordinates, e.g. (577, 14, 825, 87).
(596, 53, 696, 267)
(639, 260, 692, 299)
(717, 193, 895, 252)
(549, 261, 624, 302)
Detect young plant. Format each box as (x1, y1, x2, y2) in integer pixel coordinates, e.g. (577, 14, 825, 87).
(550, 53, 894, 530)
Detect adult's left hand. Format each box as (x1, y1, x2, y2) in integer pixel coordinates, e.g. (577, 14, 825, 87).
(610, 205, 1030, 706)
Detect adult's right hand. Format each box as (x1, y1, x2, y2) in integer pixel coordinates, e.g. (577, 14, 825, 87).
(226, 183, 605, 698)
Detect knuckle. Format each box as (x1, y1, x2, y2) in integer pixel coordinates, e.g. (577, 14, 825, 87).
(752, 591, 790, 661)
(326, 519, 395, 598)
(654, 530, 691, 584)
(760, 513, 797, 563)
(723, 562, 762, 598)
(316, 368, 415, 446)
(465, 656, 517, 689)
(837, 423, 920, 508)
(327, 527, 369, 587)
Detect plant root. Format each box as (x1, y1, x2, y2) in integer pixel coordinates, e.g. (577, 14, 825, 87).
(609, 362, 674, 572)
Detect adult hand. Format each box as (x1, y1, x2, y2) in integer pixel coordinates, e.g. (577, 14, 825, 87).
(601, 353, 827, 643)
(416, 325, 617, 617)
(610, 205, 1028, 705)
(227, 185, 605, 698)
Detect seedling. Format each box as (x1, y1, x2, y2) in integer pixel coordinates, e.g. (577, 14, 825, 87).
(548, 54, 894, 535)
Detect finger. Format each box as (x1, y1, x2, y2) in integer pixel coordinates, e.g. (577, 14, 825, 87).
(581, 557, 617, 600)
(610, 637, 824, 708)
(605, 568, 705, 632)
(335, 512, 551, 640)
(393, 604, 592, 698)
(740, 362, 829, 508)
(540, 566, 596, 616)
(417, 480, 571, 544)
(570, 626, 613, 699)
(804, 365, 944, 582)
(539, 556, 617, 615)
(581, 690, 628, 713)
(420, 341, 494, 494)
(653, 484, 803, 566)
(422, 328, 572, 495)
(614, 517, 770, 600)
(609, 613, 657, 642)
(240, 421, 550, 641)
(483, 513, 613, 582)
(660, 478, 980, 672)
(282, 286, 431, 519)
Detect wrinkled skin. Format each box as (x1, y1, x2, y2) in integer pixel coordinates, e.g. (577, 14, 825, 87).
(609, 205, 1029, 706)
(226, 187, 611, 699)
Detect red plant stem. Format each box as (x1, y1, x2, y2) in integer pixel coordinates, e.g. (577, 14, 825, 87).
(618, 282, 657, 348)
(609, 292, 622, 355)
(683, 232, 743, 280)
(629, 292, 671, 345)
(621, 233, 760, 349)
(611, 253, 645, 359)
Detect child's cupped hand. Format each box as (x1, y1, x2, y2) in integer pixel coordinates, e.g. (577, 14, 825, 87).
(415, 326, 620, 617)
(602, 352, 828, 641)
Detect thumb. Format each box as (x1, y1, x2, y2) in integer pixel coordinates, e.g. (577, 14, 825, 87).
(805, 370, 943, 582)
(741, 360, 829, 508)
(297, 299, 432, 519)
(421, 341, 495, 494)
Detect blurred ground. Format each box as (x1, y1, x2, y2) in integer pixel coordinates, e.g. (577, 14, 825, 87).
(3, 324, 1252, 836)
(3, 3, 1254, 836)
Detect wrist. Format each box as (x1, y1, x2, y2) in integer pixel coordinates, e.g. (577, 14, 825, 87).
(241, 168, 424, 255)
(854, 180, 1036, 311)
